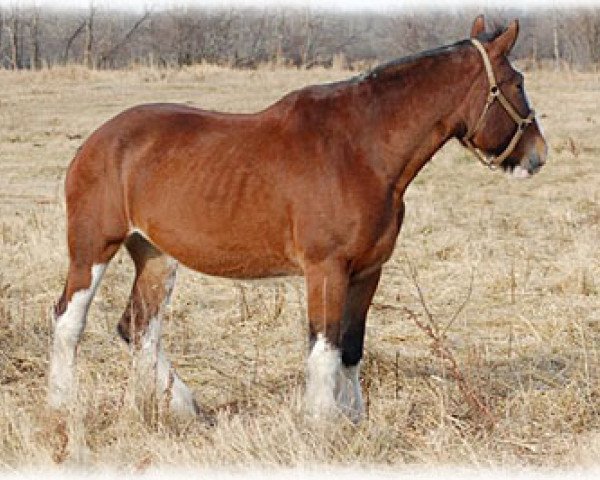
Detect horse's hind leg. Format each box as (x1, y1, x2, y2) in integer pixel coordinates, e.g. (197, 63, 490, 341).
(49, 240, 120, 410)
(118, 232, 199, 419)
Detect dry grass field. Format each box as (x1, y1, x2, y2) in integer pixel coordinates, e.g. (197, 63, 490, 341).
(0, 63, 599, 471)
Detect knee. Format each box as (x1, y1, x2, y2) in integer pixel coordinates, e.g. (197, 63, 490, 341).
(54, 322, 82, 346)
(117, 299, 148, 345)
(53, 312, 85, 346)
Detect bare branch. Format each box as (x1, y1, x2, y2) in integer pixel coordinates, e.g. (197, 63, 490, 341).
(62, 20, 86, 64)
(402, 259, 496, 428)
(441, 269, 474, 338)
(98, 11, 150, 67)
(403, 257, 437, 334)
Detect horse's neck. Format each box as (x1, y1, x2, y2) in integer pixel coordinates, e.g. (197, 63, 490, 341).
(365, 48, 476, 195)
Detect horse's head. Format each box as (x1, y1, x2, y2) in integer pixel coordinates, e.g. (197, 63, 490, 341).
(460, 15, 547, 178)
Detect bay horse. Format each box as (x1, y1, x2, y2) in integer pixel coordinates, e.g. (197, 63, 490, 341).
(49, 16, 547, 422)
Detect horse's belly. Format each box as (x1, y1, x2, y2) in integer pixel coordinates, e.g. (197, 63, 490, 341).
(136, 226, 301, 279)
(180, 248, 302, 279)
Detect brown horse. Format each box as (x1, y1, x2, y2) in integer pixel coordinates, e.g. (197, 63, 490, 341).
(49, 16, 547, 422)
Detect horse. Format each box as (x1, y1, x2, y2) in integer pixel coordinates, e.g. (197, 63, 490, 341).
(48, 15, 547, 423)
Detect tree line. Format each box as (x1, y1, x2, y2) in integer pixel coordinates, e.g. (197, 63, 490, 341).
(1, 5, 599, 71)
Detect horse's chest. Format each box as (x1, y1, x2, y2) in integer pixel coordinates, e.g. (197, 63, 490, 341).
(353, 209, 403, 274)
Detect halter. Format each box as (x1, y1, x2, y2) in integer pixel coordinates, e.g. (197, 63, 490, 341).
(462, 38, 536, 169)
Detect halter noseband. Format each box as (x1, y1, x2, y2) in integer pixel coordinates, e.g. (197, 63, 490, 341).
(462, 38, 536, 169)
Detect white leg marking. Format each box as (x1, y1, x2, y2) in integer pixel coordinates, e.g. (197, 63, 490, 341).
(306, 333, 341, 417)
(48, 264, 106, 409)
(139, 317, 197, 418)
(163, 257, 178, 307)
(136, 260, 197, 418)
(336, 364, 364, 423)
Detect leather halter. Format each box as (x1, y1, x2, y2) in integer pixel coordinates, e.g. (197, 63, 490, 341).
(463, 38, 536, 169)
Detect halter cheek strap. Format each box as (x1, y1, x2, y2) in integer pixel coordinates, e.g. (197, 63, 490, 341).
(462, 38, 536, 169)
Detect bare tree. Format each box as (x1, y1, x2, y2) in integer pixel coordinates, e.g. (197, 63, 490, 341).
(97, 10, 150, 67)
(1, 5, 600, 71)
(580, 10, 600, 65)
(30, 8, 41, 70)
(83, 5, 95, 68)
(62, 19, 86, 65)
(9, 7, 21, 69)
(553, 9, 561, 70)
(0, 10, 3, 57)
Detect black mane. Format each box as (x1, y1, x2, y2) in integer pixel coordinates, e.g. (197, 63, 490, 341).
(356, 39, 470, 82)
(355, 27, 506, 83)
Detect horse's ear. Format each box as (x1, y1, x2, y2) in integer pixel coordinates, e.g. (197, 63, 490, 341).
(492, 19, 519, 55)
(470, 15, 485, 38)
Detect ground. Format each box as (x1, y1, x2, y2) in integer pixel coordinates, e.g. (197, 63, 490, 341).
(0, 64, 599, 469)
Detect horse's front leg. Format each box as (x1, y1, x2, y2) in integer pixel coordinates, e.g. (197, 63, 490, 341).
(304, 260, 349, 418)
(337, 267, 383, 423)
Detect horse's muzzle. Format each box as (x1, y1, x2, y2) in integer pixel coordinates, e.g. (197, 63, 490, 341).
(528, 136, 548, 174)
(515, 137, 547, 178)
(527, 150, 545, 175)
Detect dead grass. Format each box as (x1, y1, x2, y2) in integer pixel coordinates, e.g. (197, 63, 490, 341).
(0, 65, 599, 471)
